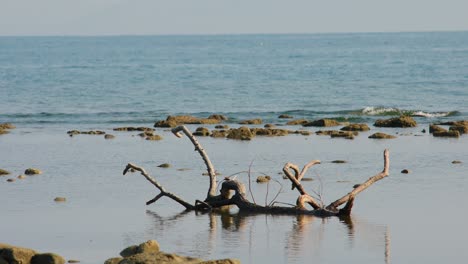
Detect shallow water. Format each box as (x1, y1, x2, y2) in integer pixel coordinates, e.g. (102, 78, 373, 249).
(1, 124, 467, 263)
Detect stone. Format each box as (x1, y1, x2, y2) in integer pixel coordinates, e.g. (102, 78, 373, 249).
(433, 131, 460, 138)
(0, 169, 10, 175)
(104, 134, 115, 139)
(54, 197, 66, 202)
(429, 124, 447, 134)
(301, 177, 314, 181)
(368, 133, 397, 139)
(286, 119, 309, 125)
(278, 114, 293, 119)
(304, 119, 340, 127)
(340, 123, 370, 131)
(227, 126, 254, 140)
(332, 160, 347, 164)
(315, 130, 335, 136)
(215, 125, 229, 129)
(154, 115, 221, 127)
(138, 132, 154, 137)
(120, 245, 138, 257)
(0, 123, 15, 130)
(200, 260, 241, 264)
(452, 160, 462, 164)
(264, 124, 275, 128)
(256, 175, 271, 183)
(251, 128, 289, 137)
(17, 175, 26, 179)
(401, 169, 410, 174)
(7, 178, 15, 182)
(136, 240, 160, 254)
(146, 135, 163, 141)
(0, 243, 37, 264)
(208, 114, 228, 121)
(67, 130, 81, 135)
(449, 125, 468, 134)
(295, 130, 311, 136)
(25, 168, 42, 175)
(113, 127, 155, 132)
(210, 130, 227, 138)
(374, 116, 417, 127)
(239, 118, 262, 125)
(31, 253, 65, 264)
(67, 260, 80, 263)
(0, 257, 8, 264)
(157, 163, 171, 168)
(330, 131, 355, 139)
(193, 127, 211, 136)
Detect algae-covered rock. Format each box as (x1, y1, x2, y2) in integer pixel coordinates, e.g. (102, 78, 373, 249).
(374, 116, 417, 127)
(341, 124, 370, 131)
(429, 124, 447, 134)
(157, 163, 171, 168)
(120, 252, 201, 264)
(433, 131, 460, 138)
(449, 125, 468, 134)
(0, 243, 37, 264)
(239, 118, 262, 125)
(31, 253, 65, 264)
(0, 169, 10, 176)
(315, 130, 335, 136)
(286, 119, 309, 125)
(154, 115, 221, 128)
(104, 257, 123, 264)
(264, 124, 275, 128)
(210, 130, 228, 138)
(193, 127, 211, 136)
(25, 168, 42, 175)
(278, 114, 293, 119)
(208, 114, 228, 121)
(256, 175, 271, 183)
(330, 131, 355, 139)
(251, 128, 289, 137)
(120, 245, 139, 257)
(215, 125, 229, 129)
(295, 130, 311, 136)
(368, 132, 397, 139)
(136, 240, 160, 254)
(304, 119, 340, 127)
(227, 126, 254, 140)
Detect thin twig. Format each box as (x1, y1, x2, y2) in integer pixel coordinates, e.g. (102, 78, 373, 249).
(247, 160, 256, 204)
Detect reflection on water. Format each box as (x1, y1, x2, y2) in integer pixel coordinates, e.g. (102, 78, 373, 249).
(144, 210, 390, 264)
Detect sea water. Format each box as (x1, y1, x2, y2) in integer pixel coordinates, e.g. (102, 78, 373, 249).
(1, 32, 467, 264)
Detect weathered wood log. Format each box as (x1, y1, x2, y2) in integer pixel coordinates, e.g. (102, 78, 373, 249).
(124, 125, 390, 217)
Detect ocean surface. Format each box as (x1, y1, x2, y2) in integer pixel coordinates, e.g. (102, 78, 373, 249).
(1, 32, 468, 264)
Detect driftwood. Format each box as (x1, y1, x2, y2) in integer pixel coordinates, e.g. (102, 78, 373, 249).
(124, 125, 390, 217)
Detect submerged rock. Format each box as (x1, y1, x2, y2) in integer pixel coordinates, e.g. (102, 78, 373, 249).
(374, 116, 417, 127)
(278, 114, 293, 119)
(286, 119, 309, 126)
(368, 133, 397, 139)
(239, 118, 262, 125)
(227, 126, 254, 140)
(340, 124, 370, 131)
(25, 168, 42, 175)
(157, 163, 171, 168)
(303, 119, 340, 127)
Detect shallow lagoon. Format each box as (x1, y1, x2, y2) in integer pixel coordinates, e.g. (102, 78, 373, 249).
(1, 124, 467, 263)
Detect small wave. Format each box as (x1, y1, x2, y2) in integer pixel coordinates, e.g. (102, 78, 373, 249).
(358, 107, 457, 118)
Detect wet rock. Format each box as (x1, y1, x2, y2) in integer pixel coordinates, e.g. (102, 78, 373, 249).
(278, 114, 293, 119)
(67, 130, 81, 136)
(256, 175, 271, 183)
(330, 131, 355, 139)
(146, 135, 163, 141)
(264, 124, 275, 128)
(0, 130, 9, 135)
(438, 120, 468, 126)
(120, 245, 139, 257)
(193, 127, 211, 136)
(157, 163, 171, 168)
(332, 160, 347, 164)
(452, 160, 462, 164)
(449, 125, 468, 134)
(104, 134, 115, 139)
(429, 124, 447, 134)
(315, 130, 335, 136)
(401, 169, 410, 174)
(6, 178, 15, 182)
(286, 119, 309, 125)
(138, 131, 154, 137)
(17, 175, 26, 179)
(136, 240, 160, 254)
(210, 130, 228, 138)
(54, 197, 66, 202)
(433, 131, 460, 138)
(200, 260, 241, 264)
(0, 257, 7, 264)
(301, 177, 313, 181)
(25, 168, 42, 175)
(295, 130, 311, 136)
(67, 260, 80, 263)
(368, 132, 397, 139)
(421, 129, 426, 133)
(208, 114, 228, 121)
(154, 115, 221, 128)
(374, 116, 417, 127)
(0, 169, 10, 176)
(31, 253, 65, 264)
(341, 124, 370, 131)
(304, 119, 340, 127)
(227, 126, 254, 140)
(251, 128, 289, 137)
(114, 127, 155, 132)
(0, 243, 37, 264)
(215, 125, 229, 129)
(81, 130, 106, 135)
(239, 118, 262, 125)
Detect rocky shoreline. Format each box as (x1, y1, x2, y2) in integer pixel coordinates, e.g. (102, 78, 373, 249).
(0, 240, 239, 264)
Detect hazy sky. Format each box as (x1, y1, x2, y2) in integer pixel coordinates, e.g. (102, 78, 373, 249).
(1, 0, 467, 36)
